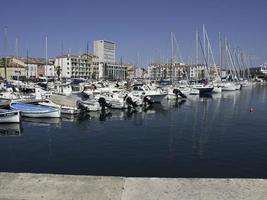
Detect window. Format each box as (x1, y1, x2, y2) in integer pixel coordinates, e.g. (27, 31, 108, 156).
(67, 62, 69, 65)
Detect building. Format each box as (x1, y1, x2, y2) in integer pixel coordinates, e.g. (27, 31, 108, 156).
(37, 64, 55, 78)
(13, 57, 55, 80)
(0, 57, 27, 80)
(99, 63, 127, 80)
(54, 54, 99, 79)
(147, 63, 217, 80)
(94, 40, 116, 64)
(127, 65, 148, 79)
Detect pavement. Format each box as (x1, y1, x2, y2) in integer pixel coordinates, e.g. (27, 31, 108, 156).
(0, 173, 266, 200)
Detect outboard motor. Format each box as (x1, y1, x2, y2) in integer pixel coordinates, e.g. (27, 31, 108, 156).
(81, 92, 90, 101)
(76, 101, 91, 116)
(173, 89, 187, 99)
(98, 97, 111, 111)
(124, 95, 138, 110)
(143, 96, 152, 107)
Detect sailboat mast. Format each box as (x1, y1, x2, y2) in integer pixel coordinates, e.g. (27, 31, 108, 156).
(196, 30, 199, 65)
(45, 36, 48, 86)
(15, 38, 19, 80)
(45, 36, 48, 69)
(219, 32, 222, 69)
(170, 32, 174, 81)
(203, 24, 206, 62)
(4, 27, 8, 80)
(26, 49, 29, 83)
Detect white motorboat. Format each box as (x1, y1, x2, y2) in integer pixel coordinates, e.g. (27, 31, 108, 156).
(130, 84, 167, 103)
(220, 82, 236, 91)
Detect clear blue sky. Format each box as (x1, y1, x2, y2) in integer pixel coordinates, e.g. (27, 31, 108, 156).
(0, 0, 266, 67)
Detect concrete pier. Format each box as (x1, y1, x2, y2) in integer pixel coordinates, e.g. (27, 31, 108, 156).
(0, 173, 266, 200)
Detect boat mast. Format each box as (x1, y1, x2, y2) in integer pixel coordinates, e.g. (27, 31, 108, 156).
(15, 37, 19, 80)
(203, 24, 206, 63)
(45, 36, 48, 76)
(26, 49, 29, 83)
(171, 32, 174, 81)
(219, 32, 222, 70)
(4, 27, 8, 80)
(196, 30, 199, 65)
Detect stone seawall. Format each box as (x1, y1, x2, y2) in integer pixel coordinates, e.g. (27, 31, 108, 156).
(0, 173, 266, 200)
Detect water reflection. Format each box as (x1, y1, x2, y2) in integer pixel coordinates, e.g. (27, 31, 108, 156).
(0, 123, 22, 136)
(23, 117, 62, 128)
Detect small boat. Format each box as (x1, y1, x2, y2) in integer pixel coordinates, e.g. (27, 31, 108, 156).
(0, 109, 20, 123)
(10, 102, 61, 118)
(38, 100, 80, 115)
(192, 84, 214, 94)
(220, 82, 236, 91)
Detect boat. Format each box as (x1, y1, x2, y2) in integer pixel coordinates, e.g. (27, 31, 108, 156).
(38, 100, 80, 115)
(10, 102, 61, 118)
(192, 84, 214, 94)
(220, 82, 236, 91)
(130, 84, 167, 103)
(0, 109, 20, 123)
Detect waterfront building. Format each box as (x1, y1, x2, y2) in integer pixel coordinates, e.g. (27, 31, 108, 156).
(148, 63, 219, 80)
(37, 63, 55, 79)
(13, 57, 55, 80)
(0, 57, 27, 80)
(94, 40, 116, 64)
(126, 64, 136, 79)
(127, 65, 148, 79)
(54, 54, 99, 79)
(0, 56, 55, 80)
(99, 62, 127, 80)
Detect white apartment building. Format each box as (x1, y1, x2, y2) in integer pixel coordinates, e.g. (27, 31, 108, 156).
(27, 63, 38, 78)
(148, 63, 210, 80)
(94, 40, 116, 64)
(54, 54, 99, 79)
(99, 63, 127, 80)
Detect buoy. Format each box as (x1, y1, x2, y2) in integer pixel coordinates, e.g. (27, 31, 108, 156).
(249, 108, 254, 112)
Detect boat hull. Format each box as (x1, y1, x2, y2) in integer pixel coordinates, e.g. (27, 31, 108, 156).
(0, 110, 20, 123)
(10, 102, 61, 118)
(21, 109, 61, 118)
(147, 94, 167, 103)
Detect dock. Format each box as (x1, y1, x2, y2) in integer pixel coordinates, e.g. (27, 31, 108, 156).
(0, 173, 266, 200)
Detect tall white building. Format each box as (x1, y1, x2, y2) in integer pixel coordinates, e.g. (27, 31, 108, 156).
(94, 40, 116, 64)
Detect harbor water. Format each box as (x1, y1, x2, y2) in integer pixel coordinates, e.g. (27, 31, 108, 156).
(0, 85, 267, 178)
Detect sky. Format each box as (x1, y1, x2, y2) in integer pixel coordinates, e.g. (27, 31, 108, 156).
(0, 0, 267, 67)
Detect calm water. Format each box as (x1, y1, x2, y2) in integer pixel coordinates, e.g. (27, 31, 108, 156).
(0, 85, 267, 178)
